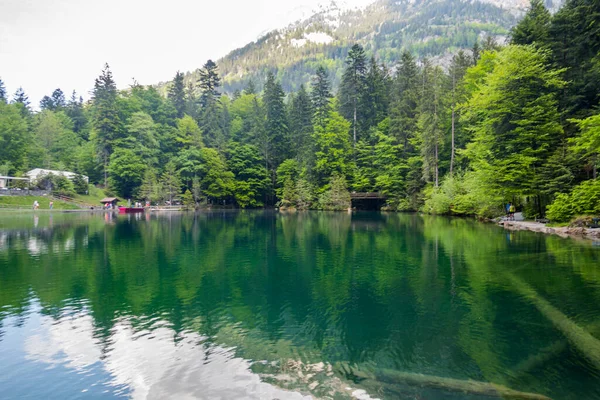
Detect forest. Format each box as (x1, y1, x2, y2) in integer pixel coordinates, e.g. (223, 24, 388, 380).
(0, 0, 599, 221)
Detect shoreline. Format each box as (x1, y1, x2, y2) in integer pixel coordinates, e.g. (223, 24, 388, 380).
(499, 220, 600, 240)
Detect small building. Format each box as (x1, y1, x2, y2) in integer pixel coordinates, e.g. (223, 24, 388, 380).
(0, 175, 31, 189)
(25, 168, 89, 184)
(100, 198, 120, 208)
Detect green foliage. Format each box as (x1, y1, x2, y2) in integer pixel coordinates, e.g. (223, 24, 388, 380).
(72, 174, 88, 195)
(0, 101, 28, 172)
(546, 179, 600, 222)
(313, 111, 351, 187)
(463, 45, 565, 199)
(108, 148, 146, 198)
(318, 174, 351, 211)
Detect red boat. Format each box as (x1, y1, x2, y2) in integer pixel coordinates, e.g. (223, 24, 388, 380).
(118, 207, 145, 214)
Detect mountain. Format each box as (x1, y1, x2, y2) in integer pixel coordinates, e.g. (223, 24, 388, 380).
(160, 0, 559, 94)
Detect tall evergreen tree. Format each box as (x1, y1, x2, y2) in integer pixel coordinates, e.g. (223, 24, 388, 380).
(311, 66, 332, 129)
(339, 44, 368, 145)
(288, 85, 313, 162)
(263, 71, 289, 169)
(418, 61, 445, 187)
(198, 60, 220, 108)
(198, 60, 225, 150)
(511, 0, 551, 46)
(389, 51, 420, 155)
(184, 81, 197, 119)
(51, 88, 66, 109)
(66, 91, 87, 136)
(12, 87, 30, 116)
(168, 71, 186, 118)
(244, 79, 257, 95)
(92, 63, 121, 186)
(0, 78, 6, 103)
(361, 57, 391, 136)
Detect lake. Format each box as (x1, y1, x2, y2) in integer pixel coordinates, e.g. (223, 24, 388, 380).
(0, 211, 599, 399)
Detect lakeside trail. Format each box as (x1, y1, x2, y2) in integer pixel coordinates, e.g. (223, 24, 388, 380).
(500, 218, 600, 241)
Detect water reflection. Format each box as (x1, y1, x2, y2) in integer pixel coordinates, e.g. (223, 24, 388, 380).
(0, 212, 599, 399)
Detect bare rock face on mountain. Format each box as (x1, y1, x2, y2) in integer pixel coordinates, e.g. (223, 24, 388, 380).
(159, 0, 564, 94)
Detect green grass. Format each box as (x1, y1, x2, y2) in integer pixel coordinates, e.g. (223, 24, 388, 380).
(0, 195, 79, 210)
(73, 186, 108, 206)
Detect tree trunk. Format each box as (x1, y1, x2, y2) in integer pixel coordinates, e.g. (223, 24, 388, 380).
(353, 103, 357, 146)
(450, 73, 456, 175)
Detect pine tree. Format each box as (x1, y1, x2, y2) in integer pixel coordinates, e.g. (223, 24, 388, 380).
(389, 51, 420, 155)
(472, 41, 481, 65)
(418, 61, 445, 187)
(339, 44, 368, 145)
(511, 0, 551, 46)
(92, 63, 121, 186)
(362, 57, 390, 135)
(198, 60, 225, 150)
(288, 85, 313, 163)
(0, 78, 6, 103)
(51, 88, 66, 109)
(311, 66, 332, 129)
(244, 79, 257, 95)
(263, 71, 289, 168)
(184, 81, 197, 119)
(66, 91, 87, 136)
(39, 96, 55, 110)
(198, 60, 220, 108)
(168, 71, 186, 118)
(12, 87, 30, 116)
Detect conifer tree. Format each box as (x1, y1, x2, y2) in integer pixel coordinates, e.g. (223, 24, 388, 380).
(12, 87, 30, 116)
(339, 44, 367, 145)
(66, 91, 87, 136)
(311, 66, 332, 129)
(362, 57, 390, 135)
(168, 71, 186, 118)
(0, 78, 6, 103)
(92, 63, 121, 186)
(389, 51, 420, 155)
(51, 89, 66, 109)
(288, 85, 313, 162)
(184, 81, 197, 119)
(511, 0, 551, 46)
(244, 79, 257, 95)
(418, 61, 444, 187)
(263, 71, 289, 168)
(198, 60, 225, 150)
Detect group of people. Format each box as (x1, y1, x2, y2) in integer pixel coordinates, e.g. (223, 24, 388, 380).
(32, 200, 53, 210)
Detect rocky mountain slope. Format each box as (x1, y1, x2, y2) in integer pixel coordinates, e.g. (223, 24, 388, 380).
(161, 0, 562, 94)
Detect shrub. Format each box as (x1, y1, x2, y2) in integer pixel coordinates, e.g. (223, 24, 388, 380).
(318, 174, 351, 211)
(546, 179, 600, 222)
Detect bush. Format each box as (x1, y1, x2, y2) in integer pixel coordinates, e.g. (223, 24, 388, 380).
(72, 174, 88, 195)
(546, 179, 600, 222)
(318, 175, 351, 211)
(422, 172, 501, 218)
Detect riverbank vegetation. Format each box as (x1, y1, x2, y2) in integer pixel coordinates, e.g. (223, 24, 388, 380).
(0, 0, 598, 217)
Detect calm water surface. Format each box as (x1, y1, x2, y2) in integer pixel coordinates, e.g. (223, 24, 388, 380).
(0, 211, 599, 399)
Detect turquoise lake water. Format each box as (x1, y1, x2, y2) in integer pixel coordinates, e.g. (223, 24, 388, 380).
(0, 211, 599, 399)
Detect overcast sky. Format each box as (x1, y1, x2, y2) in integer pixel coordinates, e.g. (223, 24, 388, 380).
(0, 0, 372, 106)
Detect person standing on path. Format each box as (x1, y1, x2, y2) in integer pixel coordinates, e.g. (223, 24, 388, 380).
(49, 201, 54, 210)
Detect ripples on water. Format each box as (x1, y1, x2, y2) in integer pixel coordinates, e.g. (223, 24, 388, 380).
(0, 211, 599, 399)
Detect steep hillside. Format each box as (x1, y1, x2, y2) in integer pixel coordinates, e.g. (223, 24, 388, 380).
(161, 0, 558, 94)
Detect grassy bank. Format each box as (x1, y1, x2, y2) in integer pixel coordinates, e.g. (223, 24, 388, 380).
(0, 195, 80, 210)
